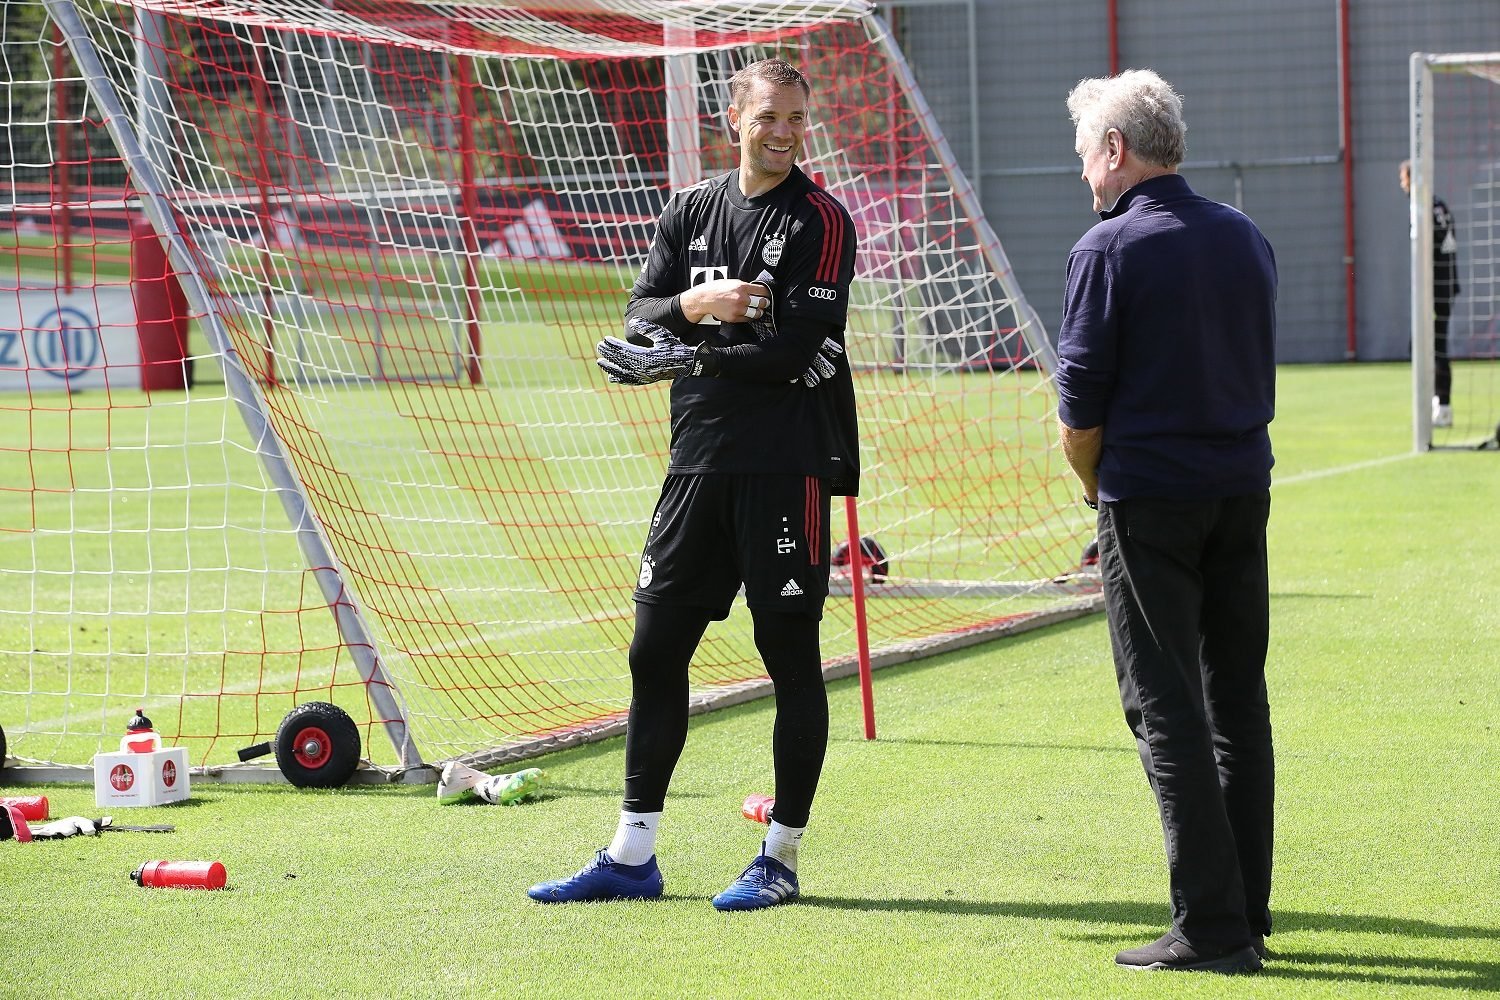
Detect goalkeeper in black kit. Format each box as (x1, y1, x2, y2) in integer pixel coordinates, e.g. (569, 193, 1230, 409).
(527, 58, 858, 911)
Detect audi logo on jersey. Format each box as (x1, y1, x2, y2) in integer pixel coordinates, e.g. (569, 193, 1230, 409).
(806, 285, 838, 301)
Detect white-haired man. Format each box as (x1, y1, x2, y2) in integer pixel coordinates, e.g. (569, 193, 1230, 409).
(1055, 69, 1276, 975)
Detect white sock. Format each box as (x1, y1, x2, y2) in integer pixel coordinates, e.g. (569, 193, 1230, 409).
(763, 820, 805, 872)
(606, 810, 660, 866)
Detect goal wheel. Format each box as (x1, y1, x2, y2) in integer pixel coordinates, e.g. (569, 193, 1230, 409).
(0, 722, 7, 772)
(1080, 537, 1100, 570)
(274, 703, 360, 788)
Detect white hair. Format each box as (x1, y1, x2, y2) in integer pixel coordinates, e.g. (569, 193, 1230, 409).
(1067, 69, 1186, 168)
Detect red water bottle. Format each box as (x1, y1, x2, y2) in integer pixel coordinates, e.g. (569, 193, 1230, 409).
(131, 861, 227, 890)
(123, 709, 162, 753)
(741, 794, 775, 824)
(0, 795, 49, 821)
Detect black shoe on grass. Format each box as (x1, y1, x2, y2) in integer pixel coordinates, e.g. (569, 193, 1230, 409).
(1115, 932, 1262, 974)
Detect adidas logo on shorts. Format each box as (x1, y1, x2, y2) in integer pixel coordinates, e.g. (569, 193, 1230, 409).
(780, 579, 804, 597)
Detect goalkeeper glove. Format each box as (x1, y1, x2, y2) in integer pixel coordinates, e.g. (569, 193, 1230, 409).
(597, 318, 719, 385)
(29, 816, 107, 839)
(746, 277, 777, 343)
(799, 337, 845, 387)
(2, 810, 111, 841)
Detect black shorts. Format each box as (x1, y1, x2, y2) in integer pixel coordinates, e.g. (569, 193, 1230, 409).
(633, 473, 831, 620)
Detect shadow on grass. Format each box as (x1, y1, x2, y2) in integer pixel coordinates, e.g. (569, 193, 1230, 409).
(1259, 950, 1499, 991)
(800, 896, 1498, 990)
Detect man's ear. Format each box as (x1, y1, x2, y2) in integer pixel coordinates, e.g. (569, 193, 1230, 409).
(1106, 128, 1125, 168)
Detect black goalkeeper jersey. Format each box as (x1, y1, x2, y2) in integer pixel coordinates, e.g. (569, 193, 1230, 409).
(629, 166, 860, 495)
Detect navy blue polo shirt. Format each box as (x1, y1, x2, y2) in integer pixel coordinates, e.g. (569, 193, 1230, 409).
(1054, 174, 1277, 501)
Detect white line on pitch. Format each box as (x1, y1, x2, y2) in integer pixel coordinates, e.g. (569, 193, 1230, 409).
(1272, 452, 1416, 487)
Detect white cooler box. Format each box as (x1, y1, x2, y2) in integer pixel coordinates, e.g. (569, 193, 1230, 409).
(94, 747, 190, 807)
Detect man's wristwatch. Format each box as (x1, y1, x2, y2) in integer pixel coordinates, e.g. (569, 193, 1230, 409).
(1083, 495, 1098, 510)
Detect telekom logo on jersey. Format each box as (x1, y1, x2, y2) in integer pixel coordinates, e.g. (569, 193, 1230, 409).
(690, 267, 728, 324)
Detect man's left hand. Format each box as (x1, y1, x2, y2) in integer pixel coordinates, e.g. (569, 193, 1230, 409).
(798, 337, 845, 387)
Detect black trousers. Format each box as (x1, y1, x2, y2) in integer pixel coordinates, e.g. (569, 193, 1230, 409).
(1097, 492, 1275, 948)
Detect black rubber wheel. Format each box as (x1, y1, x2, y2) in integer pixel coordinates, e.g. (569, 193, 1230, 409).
(1080, 537, 1100, 570)
(0, 723, 7, 772)
(274, 702, 360, 788)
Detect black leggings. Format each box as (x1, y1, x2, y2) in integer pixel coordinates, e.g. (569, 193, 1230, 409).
(622, 603, 829, 827)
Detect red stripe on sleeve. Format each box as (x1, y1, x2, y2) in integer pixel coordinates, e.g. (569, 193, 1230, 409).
(807, 192, 845, 285)
(821, 196, 846, 283)
(808, 195, 833, 282)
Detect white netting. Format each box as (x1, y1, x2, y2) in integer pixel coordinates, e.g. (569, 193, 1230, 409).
(1, 0, 1093, 773)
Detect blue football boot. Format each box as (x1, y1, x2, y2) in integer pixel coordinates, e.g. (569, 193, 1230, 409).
(711, 846, 799, 911)
(526, 849, 664, 903)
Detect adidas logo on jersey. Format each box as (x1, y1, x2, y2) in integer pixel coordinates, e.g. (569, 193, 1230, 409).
(688, 234, 709, 252)
(780, 579, 804, 597)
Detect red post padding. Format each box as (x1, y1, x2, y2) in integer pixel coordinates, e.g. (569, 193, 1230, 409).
(131, 217, 190, 391)
(844, 496, 876, 739)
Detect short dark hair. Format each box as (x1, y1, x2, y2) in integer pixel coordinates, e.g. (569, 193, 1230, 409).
(728, 58, 810, 110)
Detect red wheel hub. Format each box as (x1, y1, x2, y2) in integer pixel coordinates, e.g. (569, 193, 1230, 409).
(292, 726, 332, 769)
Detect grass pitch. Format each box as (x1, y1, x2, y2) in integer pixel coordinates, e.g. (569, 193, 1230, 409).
(2, 361, 1497, 998)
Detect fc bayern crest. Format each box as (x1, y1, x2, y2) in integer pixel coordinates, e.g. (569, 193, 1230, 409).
(638, 557, 654, 588)
(762, 236, 784, 267)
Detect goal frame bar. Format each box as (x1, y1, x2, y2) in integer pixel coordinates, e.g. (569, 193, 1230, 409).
(1409, 50, 1500, 451)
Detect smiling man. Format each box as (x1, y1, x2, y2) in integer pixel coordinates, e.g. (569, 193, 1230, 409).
(528, 58, 858, 912)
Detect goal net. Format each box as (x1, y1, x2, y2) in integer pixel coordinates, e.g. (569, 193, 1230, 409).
(1410, 52, 1500, 451)
(1, 0, 1095, 779)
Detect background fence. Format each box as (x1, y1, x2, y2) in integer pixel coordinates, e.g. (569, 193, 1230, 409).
(886, 0, 1500, 362)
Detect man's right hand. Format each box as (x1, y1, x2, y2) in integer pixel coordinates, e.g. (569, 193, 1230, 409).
(679, 278, 772, 324)
(1058, 421, 1103, 505)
